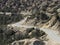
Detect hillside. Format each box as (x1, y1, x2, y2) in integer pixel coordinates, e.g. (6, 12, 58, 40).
(0, 0, 60, 45)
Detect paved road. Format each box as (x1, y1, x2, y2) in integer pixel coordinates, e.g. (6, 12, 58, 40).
(8, 19, 60, 43)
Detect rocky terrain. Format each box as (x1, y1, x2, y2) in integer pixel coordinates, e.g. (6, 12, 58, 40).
(0, 0, 60, 45)
(0, 26, 47, 45)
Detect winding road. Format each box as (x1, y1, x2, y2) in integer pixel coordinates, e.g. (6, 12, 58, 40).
(8, 18, 60, 43)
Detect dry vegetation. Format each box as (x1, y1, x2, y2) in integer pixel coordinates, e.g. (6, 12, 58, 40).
(0, 0, 60, 45)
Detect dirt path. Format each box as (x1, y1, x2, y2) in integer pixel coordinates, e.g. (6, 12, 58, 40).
(8, 20, 60, 43)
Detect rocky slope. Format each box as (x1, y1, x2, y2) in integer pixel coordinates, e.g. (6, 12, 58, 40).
(0, 26, 47, 45)
(20, 0, 60, 31)
(0, 0, 60, 30)
(0, 0, 60, 45)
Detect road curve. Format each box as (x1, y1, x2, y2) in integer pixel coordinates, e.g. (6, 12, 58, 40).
(40, 28, 60, 43)
(8, 19, 60, 43)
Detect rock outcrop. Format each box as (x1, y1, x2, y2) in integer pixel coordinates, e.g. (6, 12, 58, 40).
(0, 0, 60, 45)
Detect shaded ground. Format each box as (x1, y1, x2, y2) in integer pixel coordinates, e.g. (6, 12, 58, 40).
(0, 0, 60, 45)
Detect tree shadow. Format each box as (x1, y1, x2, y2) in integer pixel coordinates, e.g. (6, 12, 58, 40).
(33, 41, 45, 45)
